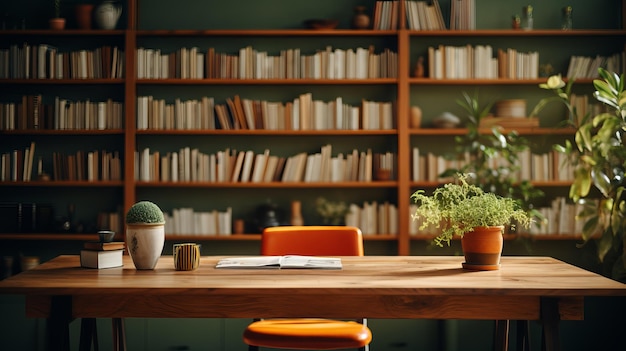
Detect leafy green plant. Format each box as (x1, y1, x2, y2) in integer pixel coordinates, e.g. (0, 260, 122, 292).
(440, 91, 545, 225)
(53, 0, 61, 18)
(411, 173, 531, 247)
(126, 201, 165, 224)
(550, 68, 626, 281)
(315, 197, 349, 225)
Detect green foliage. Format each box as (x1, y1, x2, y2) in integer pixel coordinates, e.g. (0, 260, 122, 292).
(411, 173, 531, 247)
(441, 91, 545, 225)
(53, 0, 61, 18)
(552, 68, 626, 281)
(315, 197, 349, 225)
(126, 201, 165, 224)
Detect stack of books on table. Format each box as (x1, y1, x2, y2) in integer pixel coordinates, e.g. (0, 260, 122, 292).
(80, 241, 125, 269)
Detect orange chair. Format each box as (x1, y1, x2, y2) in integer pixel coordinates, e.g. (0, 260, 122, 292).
(243, 226, 372, 351)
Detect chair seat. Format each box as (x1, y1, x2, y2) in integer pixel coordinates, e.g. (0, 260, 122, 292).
(243, 319, 373, 350)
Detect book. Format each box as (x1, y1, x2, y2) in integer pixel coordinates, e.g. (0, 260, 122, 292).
(215, 255, 342, 269)
(83, 241, 125, 251)
(80, 249, 123, 269)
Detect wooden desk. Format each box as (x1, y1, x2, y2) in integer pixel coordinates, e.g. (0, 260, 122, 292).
(1, 255, 625, 351)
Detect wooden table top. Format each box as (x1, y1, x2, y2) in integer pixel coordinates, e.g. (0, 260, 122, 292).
(1, 255, 625, 320)
(1, 255, 625, 297)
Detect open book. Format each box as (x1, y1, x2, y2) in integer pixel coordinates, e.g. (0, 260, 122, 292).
(215, 255, 342, 269)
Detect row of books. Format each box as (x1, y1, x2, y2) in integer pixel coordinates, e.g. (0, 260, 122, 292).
(373, 1, 400, 30)
(450, 0, 476, 30)
(137, 94, 394, 131)
(134, 146, 395, 183)
(411, 147, 575, 183)
(0, 44, 124, 80)
(0, 142, 36, 182)
(164, 207, 233, 236)
(49, 150, 122, 182)
(405, 0, 446, 30)
(428, 45, 539, 79)
(345, 201, 399, 235)
(566, 52, 625, 79)
(136, 46, 398, 80)
(0, 96, 123, 131)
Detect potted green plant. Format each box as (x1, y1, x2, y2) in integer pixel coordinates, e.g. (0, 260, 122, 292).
(125, 201, 165, 270)
(411, 173, 531, 270)
(440, 91, 545, 228)
(544, 68, 626, 282)
(49, 0, 66, 30)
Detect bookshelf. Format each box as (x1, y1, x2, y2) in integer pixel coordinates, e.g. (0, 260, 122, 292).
(0, 0, 624, 256)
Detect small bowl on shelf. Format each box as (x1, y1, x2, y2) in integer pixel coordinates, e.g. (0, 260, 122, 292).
(303, 19, 339, 30)
(98, 230, 116, 243)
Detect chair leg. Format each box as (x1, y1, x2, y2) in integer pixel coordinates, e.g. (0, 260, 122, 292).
(247, 345, 259, 351)
(112, 318, 127, 351)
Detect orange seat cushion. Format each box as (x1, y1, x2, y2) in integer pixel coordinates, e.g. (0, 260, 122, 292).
(243, 319, 372, 350)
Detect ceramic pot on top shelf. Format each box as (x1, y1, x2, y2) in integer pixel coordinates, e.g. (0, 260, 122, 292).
(94, 0, 121, 30)
(75, 4, 95, 30)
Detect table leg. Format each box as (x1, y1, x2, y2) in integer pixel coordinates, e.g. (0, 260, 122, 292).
(541, 297, 561, 351)
(47, 296, 72, 351)
(516, 320, 530, 351)
(79, 318, 98, 351)
(112, 318, 127, 351)
(493, 320, 509, 351)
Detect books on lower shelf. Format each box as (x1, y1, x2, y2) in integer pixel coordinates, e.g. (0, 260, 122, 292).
(80, 249, 123, 269)
(215, 255, 342, 269)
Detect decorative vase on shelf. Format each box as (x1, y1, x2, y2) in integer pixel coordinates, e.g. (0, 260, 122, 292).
(49, 18, 66, 30)
(94, 0, 121, 30)
(352, 6, 370, 29)
(75, 4, 95, 30)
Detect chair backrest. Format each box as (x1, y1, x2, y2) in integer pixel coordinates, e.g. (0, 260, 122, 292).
(261, 226, 364, 257)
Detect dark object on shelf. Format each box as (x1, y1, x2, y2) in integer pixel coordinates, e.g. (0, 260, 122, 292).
(352, 6, 370, 29)
(255, 201, 281, 233)
(0, 203, 54, 233)
(303, 19, 339, 30)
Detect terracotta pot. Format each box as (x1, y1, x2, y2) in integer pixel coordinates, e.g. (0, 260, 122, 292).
(49, 18, 66, 30)
(461, 226, 504, 270)
(75, 4, 95, 29)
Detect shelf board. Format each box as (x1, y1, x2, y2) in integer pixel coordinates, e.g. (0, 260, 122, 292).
(137, 181, 398, 188)
(406, 29, 626, 37)
(0, 180, 124, 187)
(1, 129, 124, 135)
(409, 78, 595, 85)
(136, 78, 397, 85)
(136, 29, 398, 37)
(0, 29, 125, 36)
(409, 127, 575, 135)
(0, 79, 125, 85)
(136, 129, 397, 136)
(0, 233, 98, 241)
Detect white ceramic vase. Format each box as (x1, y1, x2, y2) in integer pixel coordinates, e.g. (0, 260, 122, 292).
(126, 223, 165, 270)
(94, 1, 122, 30)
